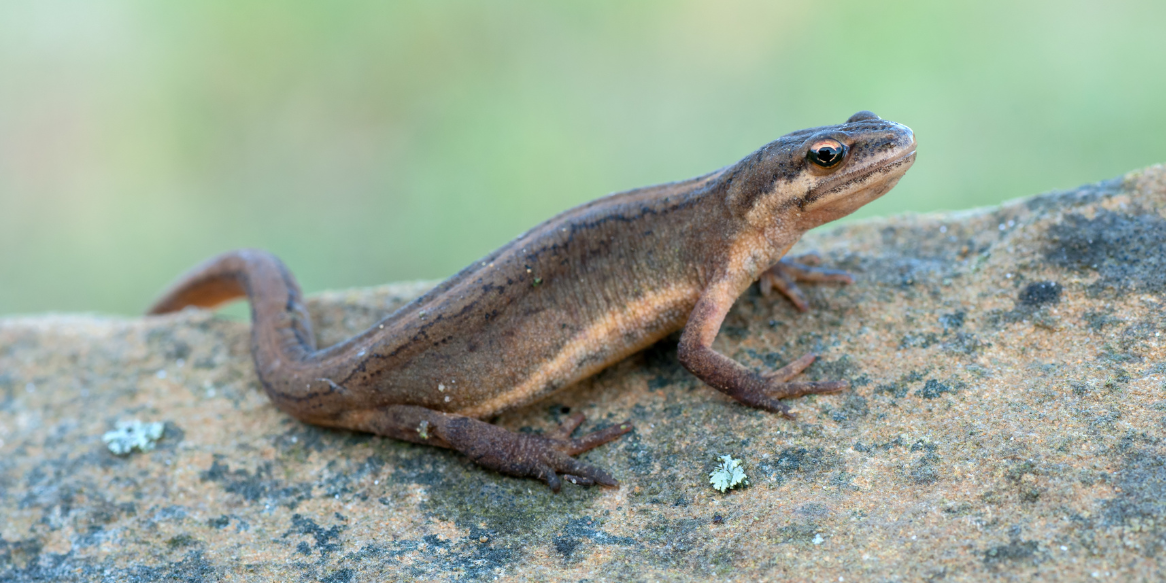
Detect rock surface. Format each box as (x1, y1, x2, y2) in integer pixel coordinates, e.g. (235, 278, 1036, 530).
(3, 166, 1166, 582)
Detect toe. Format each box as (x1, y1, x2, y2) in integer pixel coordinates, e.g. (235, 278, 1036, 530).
(728, 389, 793, 416)
(759, 273, 775, 297)
(547, 412, 586, 440)
(765, 380, 848, 399)
(764, 353, 817, 382)
(561, 474, 596, 487)
(541, 465, 562, 493)
(566, 422, 633, 455)
(789, 253, 822, 266)
(554, 454, 618, 488)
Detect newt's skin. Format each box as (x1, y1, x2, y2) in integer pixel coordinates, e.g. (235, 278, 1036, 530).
(149, 111, 915, 491)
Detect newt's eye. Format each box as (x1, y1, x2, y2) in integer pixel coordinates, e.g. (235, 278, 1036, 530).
(807, 139, 847, 169)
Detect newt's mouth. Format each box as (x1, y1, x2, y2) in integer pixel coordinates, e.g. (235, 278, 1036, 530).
(804, 146, 916, 206)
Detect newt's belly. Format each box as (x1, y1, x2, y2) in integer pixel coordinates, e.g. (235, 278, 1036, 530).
(363, 282, 699, 419)
(457, 283, 698, 417)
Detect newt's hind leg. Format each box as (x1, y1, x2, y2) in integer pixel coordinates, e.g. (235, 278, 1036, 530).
(759, 253, 854, 312)
(340, 405, 632, 492)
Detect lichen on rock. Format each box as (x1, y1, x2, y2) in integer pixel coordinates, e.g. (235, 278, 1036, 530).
(709, 455, 748, 493)
(102, 419, 165, 455)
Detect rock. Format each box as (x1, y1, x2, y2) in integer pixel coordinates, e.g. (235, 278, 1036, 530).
(2, 166, 1166, 581)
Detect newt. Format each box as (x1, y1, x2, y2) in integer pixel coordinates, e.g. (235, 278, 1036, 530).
(148, 111, 916, 491)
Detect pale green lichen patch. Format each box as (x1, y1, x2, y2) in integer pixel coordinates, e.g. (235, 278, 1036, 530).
(709, 455, 748, 493)
(102, 420, 164, 455)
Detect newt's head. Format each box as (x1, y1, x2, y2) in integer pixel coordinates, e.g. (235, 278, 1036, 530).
(726, 110, 916, 232)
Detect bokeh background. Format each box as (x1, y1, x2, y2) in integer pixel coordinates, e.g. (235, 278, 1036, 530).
(2, 0, 1164, 316)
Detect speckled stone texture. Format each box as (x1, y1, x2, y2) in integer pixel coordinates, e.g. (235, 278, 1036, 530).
(4, 166, 1166, 582)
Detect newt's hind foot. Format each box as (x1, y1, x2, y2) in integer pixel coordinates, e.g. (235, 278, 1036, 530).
(347, 405, 632, 492)
(445, 413, 633, 492)
(760, 254, 854, 312)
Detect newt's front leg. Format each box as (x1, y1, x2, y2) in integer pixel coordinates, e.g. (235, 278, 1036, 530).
(677, 280, 846, 417)
(340, 406, 632, 492)
(759, 254, 854, 312)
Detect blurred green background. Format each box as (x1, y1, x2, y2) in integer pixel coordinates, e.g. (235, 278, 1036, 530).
(2, 1, 1164, 316)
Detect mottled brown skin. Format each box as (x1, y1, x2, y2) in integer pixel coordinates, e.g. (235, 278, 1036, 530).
(148, 111, 916, 491)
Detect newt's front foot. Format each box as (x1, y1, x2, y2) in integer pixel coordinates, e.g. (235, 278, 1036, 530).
(444, 413, 632, 492)
(760, 254, 854, 312)
(762, 353, 848, 418)
(712, 352, 848, 418)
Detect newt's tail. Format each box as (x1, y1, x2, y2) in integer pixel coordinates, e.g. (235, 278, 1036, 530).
(147, 249, 318, 358)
